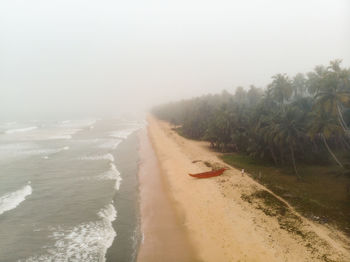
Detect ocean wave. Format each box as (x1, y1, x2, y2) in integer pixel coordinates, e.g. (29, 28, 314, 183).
(5, 126, 38, 134)
(0, 144, 70, 160)
(109, 122, 144, 140)
(0, 183, 32, 216)
(60, 119, 97, 129)
(42, 146, 70, 159)
(49, 128, 82, 140)
(81, 153, 114, 162)
(109, 128, 137, 139)
(97, 163, 122, 191)
(22, 203, 117, 262)
(98, 139, 122, 150)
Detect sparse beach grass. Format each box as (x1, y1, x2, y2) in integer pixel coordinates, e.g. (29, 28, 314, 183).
(241, 189, 338, 262)
(222, 153, 350, 236)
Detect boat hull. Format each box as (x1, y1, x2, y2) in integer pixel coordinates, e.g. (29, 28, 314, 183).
(189, 168, 226, 178)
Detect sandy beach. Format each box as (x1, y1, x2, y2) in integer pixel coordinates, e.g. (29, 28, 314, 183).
(137, 128, 199, 262)
(138, 116, 350, 262)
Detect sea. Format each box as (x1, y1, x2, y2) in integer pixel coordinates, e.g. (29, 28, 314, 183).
(0, 118, 144, 262)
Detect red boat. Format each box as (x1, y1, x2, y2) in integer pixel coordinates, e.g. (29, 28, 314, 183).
(189, 168, 226, 178)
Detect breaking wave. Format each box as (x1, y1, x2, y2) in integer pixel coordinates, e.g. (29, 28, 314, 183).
(0, 183, 32, 216)
(98, 139, 122, 150)
(97, 163, 122, 191)
(109, 126, 141, 140)
(5, 126, 38, 134)
(81, 153, 114, 162)
(22, 203, 117, 262)
(49, 129, 82, 140)
(0, 143, 70, 160)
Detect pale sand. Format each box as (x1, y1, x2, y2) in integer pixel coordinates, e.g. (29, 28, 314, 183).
(142, 115, 350, 262)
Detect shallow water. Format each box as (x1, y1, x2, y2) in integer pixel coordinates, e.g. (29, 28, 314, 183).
(0, 118, 142, 261)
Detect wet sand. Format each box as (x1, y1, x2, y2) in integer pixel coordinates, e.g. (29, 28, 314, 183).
(137, 128, 199, 262)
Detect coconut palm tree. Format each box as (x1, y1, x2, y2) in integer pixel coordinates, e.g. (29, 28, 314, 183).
(269, 74, 293, 106)
(308, 110, 344, 167)
(314, 60, 350, 132)
(271, 107, 307, 178)
(292, 73, 308, 98)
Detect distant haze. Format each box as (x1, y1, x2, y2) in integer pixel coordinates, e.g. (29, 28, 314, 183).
(1, 0, 349, 119)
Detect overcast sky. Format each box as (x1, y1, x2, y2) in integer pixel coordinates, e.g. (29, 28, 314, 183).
(1, 0, 349, 119)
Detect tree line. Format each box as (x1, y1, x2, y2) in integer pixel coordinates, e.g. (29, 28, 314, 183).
(152, 60, 350, 177)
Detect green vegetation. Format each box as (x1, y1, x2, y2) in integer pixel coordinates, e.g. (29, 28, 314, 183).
(222, 153, 350, 235)
(152, 60, 350, 234)
(241, 189, 337, 261)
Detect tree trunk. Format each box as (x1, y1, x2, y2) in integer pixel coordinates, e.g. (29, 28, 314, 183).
(337, 103, 349, 134)
(269, 146, 278, 165)
(341, 136, 350, 150)
(321, 134, 344, 168)
(279, 148, 285, 165)
(289, 145, 301, 179)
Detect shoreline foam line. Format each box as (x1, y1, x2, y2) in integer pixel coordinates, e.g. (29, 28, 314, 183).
(0, 183, 32, 215)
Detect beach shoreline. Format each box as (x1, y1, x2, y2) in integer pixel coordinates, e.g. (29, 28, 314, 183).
(136, 127, 199, 262)
(138, 115, 350, 262)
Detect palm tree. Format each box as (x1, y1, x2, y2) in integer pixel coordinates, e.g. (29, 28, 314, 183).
(271, 107, 307, 178)
(292, 73, 308, 98)
(308, 110, 344, 168)
(307, 65, 327, 95)
(269, 74, 293, 106)
(314, 60, 350, 132)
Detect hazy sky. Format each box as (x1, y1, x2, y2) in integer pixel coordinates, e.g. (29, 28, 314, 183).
(1, 0, 349, 119)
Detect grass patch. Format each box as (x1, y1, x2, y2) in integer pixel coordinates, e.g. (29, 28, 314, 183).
(222, 153, 350, 236)
(241, 190, 337, 261)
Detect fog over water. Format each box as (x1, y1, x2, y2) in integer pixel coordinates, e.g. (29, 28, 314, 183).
(1, 0, 349, 120)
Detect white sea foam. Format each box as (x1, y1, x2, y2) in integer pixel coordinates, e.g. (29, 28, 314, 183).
(49, 128, 82, 140)
(81, 153, 114, 162)
(0, 142, 71, 161)
(0, 143, 70, 160)
(43, 146, 69, 156)
(60, 119, 97, 129)
(5, 126, 38, 134)
(22, 203, 117, 262)
(0, 183, 32, 215)
(109, 126, 140, 140)
(37, 146, 69, 159)
(98, 139, 122, 150)
(97, 163, 122, 191)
